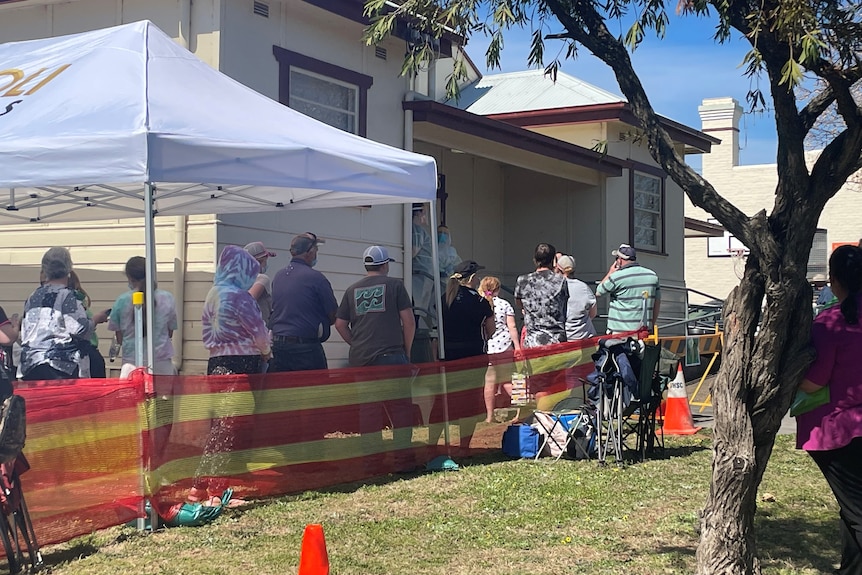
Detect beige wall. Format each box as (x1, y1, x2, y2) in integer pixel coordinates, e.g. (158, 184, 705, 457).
(411, 140, 696, 333)
(217, 204, 408, 368)
(687, 97, 862, 305)
(0, 216, 216, 376)
(529, 122, 688, 329)
(219, 0, 411, 148)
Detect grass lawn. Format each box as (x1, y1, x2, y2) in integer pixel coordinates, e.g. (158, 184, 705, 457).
(33, 430, 838, 575)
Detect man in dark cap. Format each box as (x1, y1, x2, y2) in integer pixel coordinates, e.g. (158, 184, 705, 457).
(596, 243, 661, 334)
(269, 232, 338, 372)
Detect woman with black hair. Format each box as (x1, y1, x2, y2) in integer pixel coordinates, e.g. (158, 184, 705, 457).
(433, 260, 495, 455)
(796, 244, 862, 574)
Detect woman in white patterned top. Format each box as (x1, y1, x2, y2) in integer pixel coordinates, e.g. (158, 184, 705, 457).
(479, 276, 522, 422)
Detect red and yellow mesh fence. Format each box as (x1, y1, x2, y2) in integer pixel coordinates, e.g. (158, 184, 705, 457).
(16, 378, 144, 547)
(13, 335, 611, 548)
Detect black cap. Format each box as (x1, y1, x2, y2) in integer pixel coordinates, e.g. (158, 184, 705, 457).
(453, 260, 485, 276)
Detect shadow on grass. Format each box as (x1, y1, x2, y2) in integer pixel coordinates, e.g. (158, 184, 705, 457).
(758, 514, 840, 573)
(647, 442, 711, 459)
(644, 514, 840, 573)
(38, 539, 100, 570)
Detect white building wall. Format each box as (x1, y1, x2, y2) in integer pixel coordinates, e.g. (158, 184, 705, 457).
(214, 0, 417, 367)
(0, 0, 222, 374)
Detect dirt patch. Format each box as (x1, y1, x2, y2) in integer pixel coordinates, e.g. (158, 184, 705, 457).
(468, 421, 508, 450)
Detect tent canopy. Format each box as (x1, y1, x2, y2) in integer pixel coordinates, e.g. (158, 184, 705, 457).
(0, 20, 437, 224)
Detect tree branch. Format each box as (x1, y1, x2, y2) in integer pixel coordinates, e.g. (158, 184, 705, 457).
(540, 0, 768, 258)
(798, 66, 862, 133)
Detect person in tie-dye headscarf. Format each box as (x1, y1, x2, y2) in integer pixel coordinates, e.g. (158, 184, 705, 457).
(191, 246, 272, 506)
(202, 245, 272, 375)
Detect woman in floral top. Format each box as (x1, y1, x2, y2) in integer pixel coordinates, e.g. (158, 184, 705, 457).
(19, 247, 108, 380)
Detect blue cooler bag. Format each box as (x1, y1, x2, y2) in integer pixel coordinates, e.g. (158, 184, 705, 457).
(501, 423, 540, 458)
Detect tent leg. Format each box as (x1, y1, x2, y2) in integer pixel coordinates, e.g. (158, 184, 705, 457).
(140, 182, 159, 532)
(144, 182, 157, 374)
(427, 206, 454, 455)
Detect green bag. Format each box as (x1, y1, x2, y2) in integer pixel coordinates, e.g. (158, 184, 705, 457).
(790, 386, 830, 417)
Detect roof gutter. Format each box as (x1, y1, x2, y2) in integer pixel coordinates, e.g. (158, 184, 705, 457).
(404, 100, 626, 176)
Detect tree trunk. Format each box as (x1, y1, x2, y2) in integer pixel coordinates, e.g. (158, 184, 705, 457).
(695, 259, 815, 574)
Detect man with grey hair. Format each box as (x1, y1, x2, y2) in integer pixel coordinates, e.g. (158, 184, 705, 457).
(269, 232, 338, 372)
(19, 247, 109, 380)
(556, 254, 597, 340)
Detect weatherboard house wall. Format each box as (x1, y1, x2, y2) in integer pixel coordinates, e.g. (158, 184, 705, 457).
(0, 0, 714, 372)
(685, 97, 862, 305)
(0, 0, 419, 373)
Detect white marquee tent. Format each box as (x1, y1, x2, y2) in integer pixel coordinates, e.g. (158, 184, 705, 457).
(0, 20, 439, 368)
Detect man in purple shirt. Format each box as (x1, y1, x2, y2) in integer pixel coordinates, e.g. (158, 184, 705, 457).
(269, 232, 338, 372)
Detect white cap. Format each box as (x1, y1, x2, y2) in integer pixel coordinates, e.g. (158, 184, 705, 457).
(363, 245, 395, 265)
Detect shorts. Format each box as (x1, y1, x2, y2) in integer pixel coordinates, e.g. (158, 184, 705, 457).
(487, 346, 515, 367)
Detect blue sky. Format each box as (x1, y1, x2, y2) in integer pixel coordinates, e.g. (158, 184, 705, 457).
(463, 12, 779, 170)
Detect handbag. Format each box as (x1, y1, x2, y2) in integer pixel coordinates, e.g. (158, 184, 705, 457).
(790, 386, 830, 417)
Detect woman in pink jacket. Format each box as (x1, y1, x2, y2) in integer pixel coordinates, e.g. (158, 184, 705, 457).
(796, 244, 862, 574)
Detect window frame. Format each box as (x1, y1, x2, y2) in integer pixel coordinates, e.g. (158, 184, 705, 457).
(628, 163, 666, 255)
(273, 46, 373, 137)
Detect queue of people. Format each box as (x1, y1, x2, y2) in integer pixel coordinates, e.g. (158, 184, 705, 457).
(0, 235, 658, 470)
(0, 236, 656, 388)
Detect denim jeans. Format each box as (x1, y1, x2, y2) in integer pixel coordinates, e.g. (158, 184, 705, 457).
(269, 341, 327, 372)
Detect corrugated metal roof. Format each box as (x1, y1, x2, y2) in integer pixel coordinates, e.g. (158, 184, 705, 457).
(452, 70, 625, 115)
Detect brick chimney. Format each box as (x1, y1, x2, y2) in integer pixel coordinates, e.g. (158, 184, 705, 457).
(698, 97, 742, 178)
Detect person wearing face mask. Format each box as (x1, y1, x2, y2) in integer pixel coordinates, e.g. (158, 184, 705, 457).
(243, 242, 276, 326)
(269, 232, 338, 372)
(108, 256, 179, 377)
(437, 225, 462, 285)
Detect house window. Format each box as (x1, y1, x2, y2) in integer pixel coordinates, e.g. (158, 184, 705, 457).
(289, 68, 358, 133)
(631, 170, 664, 253)
(273, 46, 373, 137)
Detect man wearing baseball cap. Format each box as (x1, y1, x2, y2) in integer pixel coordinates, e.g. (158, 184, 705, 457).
(269, 232, 338, 372)
(243, 241, 276, 326)
(596, 243, 661, 334)
(335, 245, 416, 471)
(335, 245, 414, 367)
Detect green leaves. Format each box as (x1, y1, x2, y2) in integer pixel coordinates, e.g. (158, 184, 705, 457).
(527, 29, 545, 68)
(779, 58, 804, 87)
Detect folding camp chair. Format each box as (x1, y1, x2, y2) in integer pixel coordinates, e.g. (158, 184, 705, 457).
(0, 455, 41, 575)
(620, 343, 666, 461)
(590, 338, 640, 464)
(584, 336, 670, 464)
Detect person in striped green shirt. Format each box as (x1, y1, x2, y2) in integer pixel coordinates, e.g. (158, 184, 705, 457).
(596, 243, 661, 334)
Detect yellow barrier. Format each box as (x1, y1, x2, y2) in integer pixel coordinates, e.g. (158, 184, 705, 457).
(649, 326, 722, 412)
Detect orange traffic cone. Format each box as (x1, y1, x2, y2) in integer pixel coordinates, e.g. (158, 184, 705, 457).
(298, 524, 330, 575)
(662, 363, 701, 435)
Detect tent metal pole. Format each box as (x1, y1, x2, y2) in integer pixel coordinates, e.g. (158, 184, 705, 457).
(141, 182, 158, 531)
(144, 183, 157, 373)
(429, 206, 444, 359)
(428, 205, 452, 454)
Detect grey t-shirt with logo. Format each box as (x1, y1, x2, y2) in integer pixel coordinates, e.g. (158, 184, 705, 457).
(336, 275, 412, 367)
